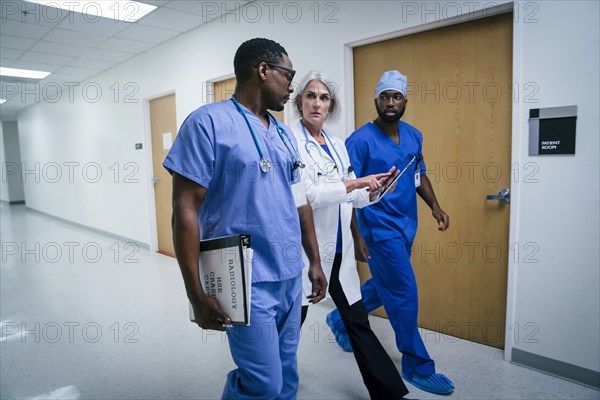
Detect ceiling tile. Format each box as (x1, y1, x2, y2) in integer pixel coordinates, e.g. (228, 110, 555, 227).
(139, 1, 170, 6)
(43, 28, 108, 47)
(135, 7, 204, 32)
(0, 47, 25, 61)
(96, 37, 155, 53)
(20, 51, 74, 65)
(164, 0, 252, 20)
(0, 2, 26, 22)
(57, 13, 131, 36)
(4, 60, 18, 67)
(30, 41, 91, 58)
(0, 35, 37, 50)
(116, 23, 180, 43)
(56, 65, 102, 75)
(163, 1, 209, 16)
(68, 58, 118, 70)
(0, 19, 52, 39)
(0, 1, 70, 27)
(82, 48, 134, 63)
(7, 60, 62, 73)
(38, 73, 87, 84)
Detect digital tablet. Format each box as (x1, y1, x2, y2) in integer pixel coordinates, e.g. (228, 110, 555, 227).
(372, 155, 418, 202)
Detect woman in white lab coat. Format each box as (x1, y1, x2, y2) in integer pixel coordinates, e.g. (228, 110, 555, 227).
(292, 71, 408, 399)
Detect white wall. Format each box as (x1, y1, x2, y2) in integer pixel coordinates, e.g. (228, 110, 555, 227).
(507, 0, 600, 373)
(1, 121, 25, 203)
(17, 87, 149, 241)
(15, 0, 600, 377)
(0, 122, 8, 202)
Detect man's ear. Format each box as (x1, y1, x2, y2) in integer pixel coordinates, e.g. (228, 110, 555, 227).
(257, 62, 269, 82)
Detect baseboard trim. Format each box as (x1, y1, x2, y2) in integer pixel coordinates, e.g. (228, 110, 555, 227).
(1, 199, 25, 205)
(511, 348, 600, 390)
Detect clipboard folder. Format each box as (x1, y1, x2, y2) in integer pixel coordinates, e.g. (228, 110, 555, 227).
(189, 234, 253, 326)
(372, 155, 421, 202)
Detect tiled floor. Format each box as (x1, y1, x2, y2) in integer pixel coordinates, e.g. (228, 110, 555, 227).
(1, 203, 598, 400)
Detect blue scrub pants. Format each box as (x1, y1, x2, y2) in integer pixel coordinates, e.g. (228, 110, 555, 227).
(329, 235, 435, 379)
(222, 275, 302, 400)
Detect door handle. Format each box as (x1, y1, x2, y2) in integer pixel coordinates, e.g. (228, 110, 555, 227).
(151, 176, 159, 185)
(486, 188, 510, 204)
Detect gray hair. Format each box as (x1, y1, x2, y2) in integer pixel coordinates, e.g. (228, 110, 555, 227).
(292, 70, 341, 125)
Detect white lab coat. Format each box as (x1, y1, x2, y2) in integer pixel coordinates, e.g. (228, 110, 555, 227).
(291, 119, 370, 306)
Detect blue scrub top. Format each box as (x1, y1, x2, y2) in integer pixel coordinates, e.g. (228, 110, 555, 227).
(345, 121, 426, 244)
(163, 100, 304, 283)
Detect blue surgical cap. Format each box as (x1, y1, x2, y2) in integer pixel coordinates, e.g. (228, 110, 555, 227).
(375, 70, 407, 98)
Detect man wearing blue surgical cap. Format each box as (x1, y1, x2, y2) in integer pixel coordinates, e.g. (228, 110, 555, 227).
(326, 70, 455, 395)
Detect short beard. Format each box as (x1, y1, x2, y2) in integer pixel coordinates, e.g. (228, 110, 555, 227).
(376, 104, 405, 123)
(269, 102, 285, 112)
(262, 83, 287, 112)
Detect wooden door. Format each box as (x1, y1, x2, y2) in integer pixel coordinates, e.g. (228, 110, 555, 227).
(150, 94, 177, 256)
(354, 13, 513, 348)
(213, 77, 236, 102)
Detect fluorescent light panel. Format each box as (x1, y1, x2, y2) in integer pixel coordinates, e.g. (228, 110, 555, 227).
(23, 1, 157, 22)
(0, 67, 51, 80)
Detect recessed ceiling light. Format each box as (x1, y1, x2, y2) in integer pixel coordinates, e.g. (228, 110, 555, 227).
(0, 67, 51, 80)
(23, 1, 157, 22)
(0, 99, 7, 104)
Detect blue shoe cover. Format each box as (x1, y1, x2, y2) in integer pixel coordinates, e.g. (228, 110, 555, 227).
(401, 372, 454, 395)
(325, 312, 353, 352)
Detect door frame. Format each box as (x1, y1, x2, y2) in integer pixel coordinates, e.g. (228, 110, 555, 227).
(339, 1, 519, 361)
(143, 89, 176, 253)
(206, 73, 291, 123)
(143, 73, 235, 253)
(207, 73, 236, 104)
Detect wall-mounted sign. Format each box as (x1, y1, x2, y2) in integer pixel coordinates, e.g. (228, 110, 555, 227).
(162, 132, 173, 150)
(529, 106, 577, 155)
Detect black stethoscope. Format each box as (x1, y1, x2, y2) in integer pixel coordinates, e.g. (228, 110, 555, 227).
(300, 120, 352, 180)
(231, 95, 304, 174)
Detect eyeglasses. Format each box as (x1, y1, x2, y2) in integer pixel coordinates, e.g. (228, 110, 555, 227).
(266, 63, 296, 83)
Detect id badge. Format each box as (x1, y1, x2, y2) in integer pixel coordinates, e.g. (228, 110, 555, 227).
(415, 165, 421, 188)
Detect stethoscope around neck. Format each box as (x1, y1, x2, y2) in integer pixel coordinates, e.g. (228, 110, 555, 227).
(231, 95, 304, 173)
(300, 120, 352, 179)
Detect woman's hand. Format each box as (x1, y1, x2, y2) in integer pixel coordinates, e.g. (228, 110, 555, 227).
(345, 166, 396, 193)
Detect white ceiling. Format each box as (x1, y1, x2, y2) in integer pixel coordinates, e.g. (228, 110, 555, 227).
(0, 0, 250, 120)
